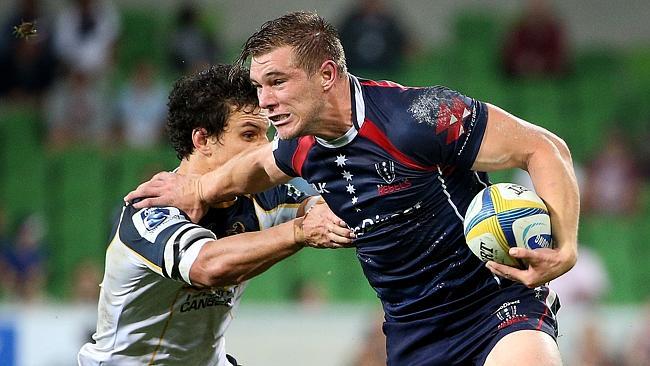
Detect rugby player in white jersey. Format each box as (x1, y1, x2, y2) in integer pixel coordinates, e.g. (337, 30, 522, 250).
(78, 64, 353, 366)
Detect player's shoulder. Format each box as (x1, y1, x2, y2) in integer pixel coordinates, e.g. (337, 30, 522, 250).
(360, 78, 468, 102)
(120, 203, 191, 246)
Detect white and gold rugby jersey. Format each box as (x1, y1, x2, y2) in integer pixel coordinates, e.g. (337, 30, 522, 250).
(78, 183, 307, 366)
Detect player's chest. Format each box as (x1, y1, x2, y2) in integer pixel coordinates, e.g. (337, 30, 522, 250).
(199, 202, 260, 237)
(301, 143, 434, 217)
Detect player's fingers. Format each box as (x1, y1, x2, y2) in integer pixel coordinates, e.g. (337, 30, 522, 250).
(151, 171, 174, 182)
(132, 197, 165, 209)
(320, 211, 348, 228)
(327, 223, 353, 246)
(125, 182, 158, 202)
(126, 184, 164, 203)
(326, 231, 354, 246)
(485, 261, 523, 281)
(319, 212, 355, 238)
(508, 247, 536, 260)
(324, 242, 346, 249)
(328, 222, 354, 239)
(124, 171, 177, 200)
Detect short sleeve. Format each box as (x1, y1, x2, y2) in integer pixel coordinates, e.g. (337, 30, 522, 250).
(393, 86, 488, 169)
(119, 205, 216, 285)
(272, 135, 318, 178)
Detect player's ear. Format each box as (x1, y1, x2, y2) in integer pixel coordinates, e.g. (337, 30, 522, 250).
(192, 128, 211, 156)
(319, 60, 338, 91)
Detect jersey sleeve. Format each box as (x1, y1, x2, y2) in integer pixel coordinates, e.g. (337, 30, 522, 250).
(252, 183, 310, 229)
(118, 205, 216, 285)
(272, 134, 319, 178)
(395, 86, 488, 169)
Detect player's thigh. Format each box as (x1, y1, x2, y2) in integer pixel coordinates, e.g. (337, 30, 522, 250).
(484, 329, 562, 366)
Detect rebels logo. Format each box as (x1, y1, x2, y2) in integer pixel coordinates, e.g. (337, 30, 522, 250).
(375, 160, 396, 184)
(377, 179, 412, 196)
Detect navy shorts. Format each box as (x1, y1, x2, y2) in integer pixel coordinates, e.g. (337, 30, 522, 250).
(383, 283, 560, 366)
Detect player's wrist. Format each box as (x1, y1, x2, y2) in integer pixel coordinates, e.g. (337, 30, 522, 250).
(196, 175, 208, 206)
(556, 243, 578, 271)
(293, 217, 306, 246)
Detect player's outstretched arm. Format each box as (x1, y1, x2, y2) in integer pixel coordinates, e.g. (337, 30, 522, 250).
(125, 144, 288, 222)
(472, 103, 579, 288)
(189, 200, 354, 288)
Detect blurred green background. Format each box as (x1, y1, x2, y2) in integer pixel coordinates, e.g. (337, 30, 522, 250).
(1, 0, 649, 307)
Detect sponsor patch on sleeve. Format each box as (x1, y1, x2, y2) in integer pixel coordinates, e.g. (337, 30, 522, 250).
(132, 207, 187, 243)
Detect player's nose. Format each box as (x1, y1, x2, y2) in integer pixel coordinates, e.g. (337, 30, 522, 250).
(257, 86, 277, 110)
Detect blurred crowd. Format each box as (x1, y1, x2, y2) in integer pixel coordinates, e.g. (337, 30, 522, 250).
(1, 1, 650, 365)
(0, 0, 222, 150)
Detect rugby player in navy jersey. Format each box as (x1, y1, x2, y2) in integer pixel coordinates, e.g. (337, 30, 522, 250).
(79, 64, 352, 366)
(126, 12, 579, 366)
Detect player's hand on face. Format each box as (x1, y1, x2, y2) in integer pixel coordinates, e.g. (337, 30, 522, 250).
(300, 200, 355, 249)
(485, 247, 574, 288)
(124, 172, 207, 223)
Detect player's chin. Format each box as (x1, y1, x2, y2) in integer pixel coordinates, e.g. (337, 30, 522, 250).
(275, 125, 301, 140)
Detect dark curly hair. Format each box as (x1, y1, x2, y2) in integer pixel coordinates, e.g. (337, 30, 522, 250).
(167, 64, 258, 160)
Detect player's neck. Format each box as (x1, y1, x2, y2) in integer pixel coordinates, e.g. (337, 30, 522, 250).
(175, 157, 216, 177)
(315, 75, 353, 140)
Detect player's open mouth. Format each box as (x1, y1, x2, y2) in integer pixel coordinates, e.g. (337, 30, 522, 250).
(269, 114, 290, 124)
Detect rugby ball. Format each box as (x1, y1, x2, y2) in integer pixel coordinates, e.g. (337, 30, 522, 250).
(463, 183, 552, 268)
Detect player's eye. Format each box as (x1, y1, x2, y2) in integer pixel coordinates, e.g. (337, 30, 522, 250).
(242, 132, 257, 140)
(272, 79, 285, 86)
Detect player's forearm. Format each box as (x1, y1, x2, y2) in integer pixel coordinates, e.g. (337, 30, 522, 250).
(199, 144, 287, 205)
(526, 133, 579, 270)
(191, 220, 303, 288)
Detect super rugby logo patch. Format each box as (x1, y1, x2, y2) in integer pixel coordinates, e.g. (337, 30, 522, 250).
(133, 207, 186, 243)
(142, 208, 170, 230)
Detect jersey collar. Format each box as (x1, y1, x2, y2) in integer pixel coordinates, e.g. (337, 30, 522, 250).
(315, 74, 365, 148)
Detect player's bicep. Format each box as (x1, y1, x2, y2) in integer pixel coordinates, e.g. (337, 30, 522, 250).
(471, 103, 556, 172)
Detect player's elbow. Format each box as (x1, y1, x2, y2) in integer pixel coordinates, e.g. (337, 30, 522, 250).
(547, 132, 573, 165)
(527, 131, 573, 169)
(189, 256, 243, 288)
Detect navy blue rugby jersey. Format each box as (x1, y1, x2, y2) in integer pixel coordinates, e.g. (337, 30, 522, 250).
(273, 76, 496, 322)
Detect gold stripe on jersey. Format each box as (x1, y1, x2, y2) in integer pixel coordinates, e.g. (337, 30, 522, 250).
(113, 206, 165, 274)
(253, 197, 302, 230)
(148, 286, 185, 365)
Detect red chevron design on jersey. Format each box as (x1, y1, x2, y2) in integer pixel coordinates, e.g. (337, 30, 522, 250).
(435, 97, 469, 144)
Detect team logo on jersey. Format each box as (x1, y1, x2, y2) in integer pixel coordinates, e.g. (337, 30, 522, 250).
(377, 179, 412, 196)
(494, 300, 528, 330)
(133, 207, 186, 243)
(142, 208, 171, 230)
(374, 160, 396, 184)
(285, 183, 304, 200)
(225, 222, 246, 236)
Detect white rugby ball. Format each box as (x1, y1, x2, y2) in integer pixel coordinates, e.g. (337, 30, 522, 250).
(463, 183, 552, 268)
